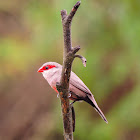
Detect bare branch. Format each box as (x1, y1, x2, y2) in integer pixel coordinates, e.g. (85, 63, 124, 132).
(56, 1, 86, 140)
(66, 1, 81, 24)
(61, 1, 81, 54)
(71, 106, 75, 132)
(72, 46, 81, 54)
(61, 10, 67, 20)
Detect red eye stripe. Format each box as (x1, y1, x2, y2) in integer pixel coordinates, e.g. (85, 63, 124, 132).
(42, 65, 56, 70)
(38, 65, 56, 72)
(47, 65, 56, 69)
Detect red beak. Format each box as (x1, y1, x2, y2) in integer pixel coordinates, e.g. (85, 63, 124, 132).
(37, 67, 44, 73)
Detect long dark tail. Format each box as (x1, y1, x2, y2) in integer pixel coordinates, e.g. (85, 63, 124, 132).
(85, 96, 108, 123)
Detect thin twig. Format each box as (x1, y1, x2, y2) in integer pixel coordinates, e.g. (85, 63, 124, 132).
(71, 106, 75, 132)
(74, 54, 87, 67)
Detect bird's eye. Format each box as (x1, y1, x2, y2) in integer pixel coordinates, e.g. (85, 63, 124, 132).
(45, 66, 49, 70)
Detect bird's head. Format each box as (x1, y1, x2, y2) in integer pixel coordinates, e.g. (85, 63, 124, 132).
(38, 62, 61, 74)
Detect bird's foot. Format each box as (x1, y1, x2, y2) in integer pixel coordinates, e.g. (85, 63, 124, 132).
(68, 93, 71, 98)
(70, 101, 76, 107)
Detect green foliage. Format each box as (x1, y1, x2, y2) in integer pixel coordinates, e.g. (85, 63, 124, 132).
(0, 0, 140, 139)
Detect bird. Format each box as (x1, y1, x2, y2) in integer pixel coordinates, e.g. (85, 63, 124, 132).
(38, 62, 108, 123)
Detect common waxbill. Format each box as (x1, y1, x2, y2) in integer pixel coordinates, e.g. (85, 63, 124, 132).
(38, 62, 108, 123)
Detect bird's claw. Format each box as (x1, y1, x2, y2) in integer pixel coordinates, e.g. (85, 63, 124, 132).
(68, 93, 71, 98)
(70, 101, 76, 107)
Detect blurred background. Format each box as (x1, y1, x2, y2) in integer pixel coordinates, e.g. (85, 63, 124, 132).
(0, 0, 140, 140)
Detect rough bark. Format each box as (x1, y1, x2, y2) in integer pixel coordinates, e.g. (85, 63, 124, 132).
(56, 1, 86, 140)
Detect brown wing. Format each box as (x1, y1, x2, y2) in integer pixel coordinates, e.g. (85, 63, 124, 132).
(69, 71, 92, 98)
(69, 71, 108, 123)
